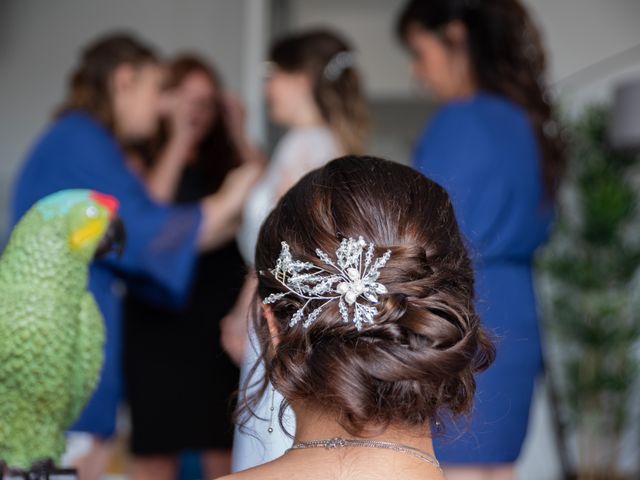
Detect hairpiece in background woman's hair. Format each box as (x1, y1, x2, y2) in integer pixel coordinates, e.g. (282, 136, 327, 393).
(263, 236, 391, 330)
(323, 51, 356, 82)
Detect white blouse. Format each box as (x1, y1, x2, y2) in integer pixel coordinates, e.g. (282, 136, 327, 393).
(232, 126, 341, 473)
(237, 126, 342, 264)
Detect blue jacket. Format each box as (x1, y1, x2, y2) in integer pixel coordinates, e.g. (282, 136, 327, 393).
(11, 111, 202, 437)
(414, 93, 553, 462)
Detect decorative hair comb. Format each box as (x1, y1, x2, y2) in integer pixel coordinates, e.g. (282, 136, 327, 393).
(323, 51, 356, 81)
(263, 236, 391, 330)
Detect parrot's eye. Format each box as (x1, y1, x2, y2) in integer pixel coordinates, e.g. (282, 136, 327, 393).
(86, 206, 98, 218)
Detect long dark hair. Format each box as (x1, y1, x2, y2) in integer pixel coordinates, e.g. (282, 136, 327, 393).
(270, 29, 370, 155)
(137, 54, 241, 194)
(397, 0, 566, 197)
(58, 32, 159, 132)
(237, 156, 495, 436)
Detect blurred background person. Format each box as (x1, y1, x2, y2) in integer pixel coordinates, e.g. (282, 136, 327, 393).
(10, 33, 258, 480)
(220, 29, 370, 472)
(395, 1, 566, 479)
(123, 54, 262, 480)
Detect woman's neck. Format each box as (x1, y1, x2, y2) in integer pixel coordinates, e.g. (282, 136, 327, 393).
(441, 81, 478, 103)
(281, 408, 443, 480)
(288, 103, 324, 129)
(293, 408, 437, 459)
(439, 60, 479, 102)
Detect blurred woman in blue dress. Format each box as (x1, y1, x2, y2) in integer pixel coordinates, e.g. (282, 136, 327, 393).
(11, 33, 258, 480)
(396, 1, 566, 479)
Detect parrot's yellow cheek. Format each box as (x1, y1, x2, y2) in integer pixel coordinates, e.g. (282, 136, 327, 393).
(70, 220, 107, 252)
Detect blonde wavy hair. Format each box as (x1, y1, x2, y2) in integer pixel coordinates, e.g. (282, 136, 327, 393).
(269, 29, 370, 155)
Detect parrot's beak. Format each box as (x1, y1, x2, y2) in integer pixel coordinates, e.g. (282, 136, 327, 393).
(94, 216, 126, 260)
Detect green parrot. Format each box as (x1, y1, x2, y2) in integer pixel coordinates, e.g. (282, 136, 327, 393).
(0, 189, 125, 471)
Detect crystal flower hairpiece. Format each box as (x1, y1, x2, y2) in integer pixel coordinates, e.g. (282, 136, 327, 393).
(323, 51, 356, 81)
(263, 236, 391, 330)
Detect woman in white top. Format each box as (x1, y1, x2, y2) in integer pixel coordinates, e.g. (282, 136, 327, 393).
(221, 29, 370, 472)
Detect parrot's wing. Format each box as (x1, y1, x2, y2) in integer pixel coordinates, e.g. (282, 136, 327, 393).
(65, 292, 105, 427)
(0, 286, 77, 467)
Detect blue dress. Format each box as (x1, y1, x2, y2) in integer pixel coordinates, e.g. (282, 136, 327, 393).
(414, 93, 553, 464)
(11, 111, 202, 438)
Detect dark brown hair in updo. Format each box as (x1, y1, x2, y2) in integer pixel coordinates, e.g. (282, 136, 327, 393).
(241, 156, 495, 436)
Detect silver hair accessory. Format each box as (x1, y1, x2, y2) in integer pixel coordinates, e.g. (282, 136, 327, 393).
(323, 51, 356, 82)
(263, 236, 391, 330)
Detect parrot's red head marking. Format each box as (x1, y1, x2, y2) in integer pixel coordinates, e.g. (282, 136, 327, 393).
(90, 192, 119, 218)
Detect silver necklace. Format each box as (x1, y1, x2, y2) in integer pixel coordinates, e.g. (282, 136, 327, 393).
(287, 436, 441, 471)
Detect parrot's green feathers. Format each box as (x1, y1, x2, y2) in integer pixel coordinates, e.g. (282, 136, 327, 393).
(0, 189, 120, 469)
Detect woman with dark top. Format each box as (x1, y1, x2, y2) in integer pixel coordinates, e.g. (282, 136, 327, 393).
(124, 55, 261, 480)
(396, 1, 566, 479)
(11, 35, 258, 480)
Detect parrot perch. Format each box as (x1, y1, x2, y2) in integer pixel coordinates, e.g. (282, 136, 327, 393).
(0, 189, 125, 473)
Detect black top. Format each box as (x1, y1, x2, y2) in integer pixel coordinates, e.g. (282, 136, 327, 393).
(124, 161, 246, 454)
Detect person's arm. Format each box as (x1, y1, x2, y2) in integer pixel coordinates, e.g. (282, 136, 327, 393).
(14, 116, 201, 307)
(147, 93, 262, 250)
(222, 93, 266, 167)
(197, 161, 261, 251)
(118, 162, 259, 308)
(220, 272, 258, 365)
(143, 95, 201, 203)
(144, 135, 193, 203)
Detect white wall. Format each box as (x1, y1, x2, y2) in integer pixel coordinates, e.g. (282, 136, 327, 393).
(528, 0, 640, 110)
(0, 0, 269, 237)
(530, 1, 640, 82)
(287, 0, 412, 99)
(288, 0, 640, 102)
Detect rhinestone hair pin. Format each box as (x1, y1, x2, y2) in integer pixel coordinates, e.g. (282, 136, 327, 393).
(263, 236, 391, 330)
(323, 51, 356, 81)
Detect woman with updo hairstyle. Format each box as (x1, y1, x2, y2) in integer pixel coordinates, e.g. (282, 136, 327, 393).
(222, 29, 370, 470)
(396, 0, 566, 478)
(221, 156, 494, 480)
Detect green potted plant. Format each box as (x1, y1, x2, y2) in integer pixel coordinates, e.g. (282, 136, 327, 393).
(539, 104, 640, 480)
